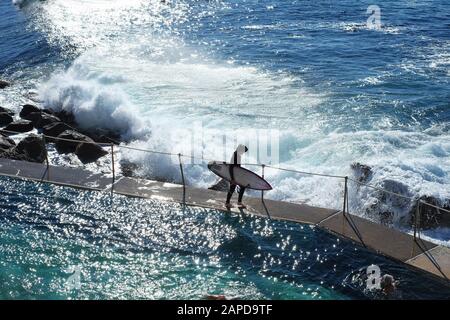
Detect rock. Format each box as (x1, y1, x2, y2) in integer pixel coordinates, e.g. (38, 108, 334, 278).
(90, 131, 121, 144)
(411, 196, 450, 229)
(351, 162, 373, 183)
(27, 112, 60, 128)
(363, 179, 412, 225)
(0, 106, 14, 116)
(120, 162, 139, 177)
(54, 110, 76, 125)
(55, 130, 93, 154)
(0, 149, 29, 162)
(0, 112, 14, 126)
(209, 178, 230, 191)
(15, 134, 47, 163)
(0, 135, 15, 151)
(0, 80, 11, 89)
(42, 122, 73, 140)
(75, 142, 108, 164)
(1, 120, 34, 135)
(36, 113, 61, 128)
(19, 104, 41, 120)
(42, 109, 55, 115)
(27, 112, 43, 127)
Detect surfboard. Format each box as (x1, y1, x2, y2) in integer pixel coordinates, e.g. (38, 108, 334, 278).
(207, 161, 272, 191)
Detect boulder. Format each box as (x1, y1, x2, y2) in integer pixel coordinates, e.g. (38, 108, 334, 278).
(2, 120, 34, 135)
(75, 142, 108, 164)
(42, 122, 73, 140)
(351, 162, 373, 183)
(411, 196, 450, 229)
(0, 112, 14, 126)
(36, 113, 61, 128)
(19, 104, 41, 120)
(15, 134, 47, 163)
(0, 135, 15, 151)
(0, 149, 29, 162)
(27, 112, 60, 128)
(209, 178, 230, 192)
(42, 109, 55, 115)
(55, 130, 93, 154)
(27, 112, 43, 127)
(0, 80, 11, 89)
(54, 110, 75, 125)
(0, 106, 14, 116)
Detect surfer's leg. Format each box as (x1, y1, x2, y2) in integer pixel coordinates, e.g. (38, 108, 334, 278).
(226, 184, 236, 204)
(237, 187, 246, 203)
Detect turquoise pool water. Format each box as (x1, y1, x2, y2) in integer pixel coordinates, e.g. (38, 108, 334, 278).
(0, 176, 449, 300)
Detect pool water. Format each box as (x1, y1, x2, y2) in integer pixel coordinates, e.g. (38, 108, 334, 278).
(0, 176, 449, 300)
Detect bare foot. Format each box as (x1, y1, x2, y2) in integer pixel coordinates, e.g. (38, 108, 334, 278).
(237, 202, 246, 209)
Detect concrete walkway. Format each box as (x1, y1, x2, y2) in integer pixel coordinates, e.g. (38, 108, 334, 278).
(0, 158, 449, 282)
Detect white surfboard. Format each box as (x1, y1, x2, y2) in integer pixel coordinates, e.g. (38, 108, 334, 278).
(208, 161, 272, 191)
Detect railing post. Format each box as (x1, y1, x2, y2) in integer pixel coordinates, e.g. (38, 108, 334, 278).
(42, 134, 50, 180)
(416, 201, 422, 240)
(111, 143, 115, 196)
(342, 176, 348, 233)
(261, 164, 265, 202)
(178, 153, 186, 203)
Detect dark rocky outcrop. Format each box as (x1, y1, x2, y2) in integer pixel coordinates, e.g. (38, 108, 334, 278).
(0, 135, 16, 151)
(15, 134, 47, 163)
(27, 112, 43, 127)
(0, 80, 11, 89)
(410, 196, 450, 229)
(209, 178, 230, 192)
(0, 112, 14, 126)
(53, 110, 76, 125)
(2, 120, 34, 135)
(351, 162, 373, 183)
(42, 109, 55, 115)
(55, 130, 93, 154)
(0, 106, 14, 116)
(26, 112, 60, 129)
(19, 104, 41, 120)
(86, 129, 121, 144)
(0, 135, 46, 163)
(42, 122, 73, 139)
(37, 113, 61, 128)
(75, 142, 108, 164)
(362, 179, 412, 225)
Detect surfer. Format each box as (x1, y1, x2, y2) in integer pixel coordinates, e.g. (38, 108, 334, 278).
(225, 144, 248, 208)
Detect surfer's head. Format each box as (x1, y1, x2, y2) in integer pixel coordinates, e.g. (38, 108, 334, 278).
(236, 144, 248, 155)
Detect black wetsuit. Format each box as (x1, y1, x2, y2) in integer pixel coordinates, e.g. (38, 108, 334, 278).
(226, 151, 246, 204)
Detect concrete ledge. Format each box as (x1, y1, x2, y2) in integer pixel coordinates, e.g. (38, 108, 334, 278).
(407, 246, 450, 279)
(0, 158, 111, 191)
(319, 212, 437, 262)
(0, 158, 449, 283)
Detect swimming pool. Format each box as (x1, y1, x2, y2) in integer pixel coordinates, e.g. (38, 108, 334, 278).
(0, 176, 448, 300)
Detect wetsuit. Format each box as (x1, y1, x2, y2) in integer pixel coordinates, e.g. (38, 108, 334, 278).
(226, 150, 246, 204)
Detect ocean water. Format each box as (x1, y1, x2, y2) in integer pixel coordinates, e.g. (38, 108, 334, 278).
(1, 176, 449, 299)
(0, 2, 449, 238)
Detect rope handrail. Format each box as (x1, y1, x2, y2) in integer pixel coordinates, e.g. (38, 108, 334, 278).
(2, 127, 449, 214)
(264, 164, 347, 179)
(419, 200, 450, 215)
